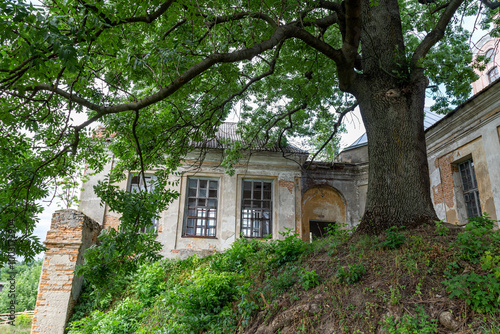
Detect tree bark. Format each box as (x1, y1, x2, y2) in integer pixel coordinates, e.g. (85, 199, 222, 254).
(346, 0, 439, 235)
(353, 75, 438, 235)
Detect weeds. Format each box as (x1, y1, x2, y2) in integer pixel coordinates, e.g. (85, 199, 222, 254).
(379, 226, 406, 250)
(336, 263, 366, 284)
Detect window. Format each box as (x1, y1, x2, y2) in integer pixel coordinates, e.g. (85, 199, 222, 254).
(488, 67, 499, 83)
(241, 180, 272, 238)
(458, 159, 481, 218)
(485, 48, 495, 63)
(128, 174, 158, 233)
(184, 178, 218, 237)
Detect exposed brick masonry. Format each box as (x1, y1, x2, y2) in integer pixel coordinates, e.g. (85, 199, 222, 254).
(31, 210, 101, 334)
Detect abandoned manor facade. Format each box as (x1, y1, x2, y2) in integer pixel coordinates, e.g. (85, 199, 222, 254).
(76, 78, 500, 260)
(32, 80, 500, 334)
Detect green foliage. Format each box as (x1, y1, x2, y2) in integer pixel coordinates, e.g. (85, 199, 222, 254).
(444, 272, 500, 313)
(210, 236, 264, 273)
(0, 260, 42, 312)
(14, 314, 32, 327)
(456, 214, 497, 263)
(379, 226, 406, 250)
(434, 220, 449, 236)
(265, 265, 299, 295)
(0, 0, 490, 261)
(68, 298, 146, 334)
(153, 269, 239, 333)
(299, 269, 320, 290)
(481, 251, 500, 278)
(129, 261, 167, 306)
(443, 214, 500, 313)
(75, 227, 163, 301)
(381, 306, 438, 333)
(270, 228, 307, 266)
(336, 263, 366, 284)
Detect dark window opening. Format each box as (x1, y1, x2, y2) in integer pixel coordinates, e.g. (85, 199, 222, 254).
(241, 180, 272, 238)
(184, 178, 218, 237)
(309, 220, 336, 239)
(458, 159, 481, 218)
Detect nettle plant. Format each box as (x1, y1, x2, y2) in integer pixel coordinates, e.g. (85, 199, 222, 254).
(443, 214, 500, 313)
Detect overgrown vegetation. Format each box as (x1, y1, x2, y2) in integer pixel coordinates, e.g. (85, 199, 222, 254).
(68, 216, 500, 333)
(0, 260, 42, 313)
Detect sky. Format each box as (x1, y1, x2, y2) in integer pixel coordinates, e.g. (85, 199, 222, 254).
(27, 4, 491, 260)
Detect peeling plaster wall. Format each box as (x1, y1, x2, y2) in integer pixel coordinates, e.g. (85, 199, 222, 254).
(301, 162, 368, 238)
(427, 82, 500, 225)
(79, 150, 307, 259)
(32, 210, 101, 334)
(163, 151, 306, 258)
(301, 185, 346, 242)
(79, 155, 114, 224)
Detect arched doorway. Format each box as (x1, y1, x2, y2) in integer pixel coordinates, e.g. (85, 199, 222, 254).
(301, 185, 346, 242)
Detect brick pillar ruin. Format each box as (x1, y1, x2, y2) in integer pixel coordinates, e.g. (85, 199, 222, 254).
(31, 209, 101, 334)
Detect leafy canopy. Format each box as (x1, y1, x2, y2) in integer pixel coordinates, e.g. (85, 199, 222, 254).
(0, 0, 496, 261)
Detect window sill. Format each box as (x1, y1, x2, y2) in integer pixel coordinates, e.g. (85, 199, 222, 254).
(181, 235, 217, 239)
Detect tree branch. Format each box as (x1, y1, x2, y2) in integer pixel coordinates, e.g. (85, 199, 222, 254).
(22, 24, 295, 119)
(481, 0, 500, 9)
(289, 26, 343, 64)
(308, 103, 358, 165)
(80, 0, 175, 26)
(411, 0, 465, 68)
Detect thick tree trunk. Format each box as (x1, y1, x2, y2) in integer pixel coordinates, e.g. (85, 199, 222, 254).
(353, 76, 438, 235)
(338, 0, 439, 235)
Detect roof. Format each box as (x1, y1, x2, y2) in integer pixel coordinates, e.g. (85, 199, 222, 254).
(342, 109, 445, 151)
(193, 122, 308, 154)
(425, 77, 500, 133)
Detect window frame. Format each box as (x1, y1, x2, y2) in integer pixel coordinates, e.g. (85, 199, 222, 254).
(182, 177, 219, 238)
(458, 159, 482, 218)
(240, 179, 273, 238)
(485, 48, 495, 63)
(488, 66, 499, 84)
(127, 173, 159, 233)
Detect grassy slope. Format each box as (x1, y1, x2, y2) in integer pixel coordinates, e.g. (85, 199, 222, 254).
(67, 220, 500, 334)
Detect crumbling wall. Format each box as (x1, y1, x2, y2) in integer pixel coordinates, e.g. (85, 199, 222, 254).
(31, 209, 101, 334)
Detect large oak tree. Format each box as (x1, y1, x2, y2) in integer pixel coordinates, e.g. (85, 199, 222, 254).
(0, 0, 496, 261)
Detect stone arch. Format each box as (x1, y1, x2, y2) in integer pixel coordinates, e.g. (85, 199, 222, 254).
(301, 185, 346, 242)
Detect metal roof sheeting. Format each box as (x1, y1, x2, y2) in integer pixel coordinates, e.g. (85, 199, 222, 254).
(342, 109, 445, 151)
(192, 122, 308, 154)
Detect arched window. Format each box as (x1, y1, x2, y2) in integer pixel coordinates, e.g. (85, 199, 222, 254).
(488, 67, 499, 83)
(485, 48, 495, 63)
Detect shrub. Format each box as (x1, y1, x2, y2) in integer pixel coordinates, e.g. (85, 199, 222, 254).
(381, 306, 437, 333)
(434, 220, 449, 236)
(210, 236, 263, 273)
(336, 263, 366, 284)
(67, 298, 146, 334)
(299, 269, 320, 290)
(444, 272, 500, 313)
(456, 215, 495, 262)
(443, 214, 500, 313)
(157, 269, 239, 333)
(0, 260, 42, 313)
(270, 228, 307, 266)
(379, 226, 405, 250)
(75, 227, 163, 301)
(129, 261, 167, 305)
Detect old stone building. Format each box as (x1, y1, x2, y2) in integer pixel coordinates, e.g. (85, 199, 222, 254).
(33, 59, 500, 334)
(78, 123, 369, 257)
(472, 34, 500, 94)
(339, 79, 500, 225)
